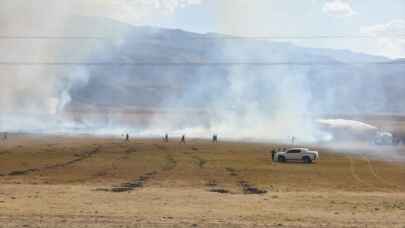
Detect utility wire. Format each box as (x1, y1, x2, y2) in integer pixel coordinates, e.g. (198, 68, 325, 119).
(0, 36, 104, 40)
(0, 61, 403, 66)
(0, 35, 404, 40)
(191, 35, 405, 40)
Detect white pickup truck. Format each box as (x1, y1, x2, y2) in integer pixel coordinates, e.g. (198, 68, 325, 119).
(275, 148, 319, 163)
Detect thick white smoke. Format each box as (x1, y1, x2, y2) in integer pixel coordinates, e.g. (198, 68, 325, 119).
(188, 1, 329, 143)
(0, 0, 200, 132)
(0, 0, 399, 150)
(209, 66, 322, 142)
(0, 0, 332, 143)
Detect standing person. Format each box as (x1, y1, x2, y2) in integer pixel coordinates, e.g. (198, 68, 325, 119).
(180, 135, 186, 144)
(212, 134, 218, 143)
(3, 132, 7, 141)
(126, 133, 130, 142)
(164, 133, 169, 143)
(271, 149, 276, 161)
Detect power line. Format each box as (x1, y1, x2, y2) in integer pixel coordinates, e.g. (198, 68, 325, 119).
(0, 35, 404, 40)
(0, 36, 104, 40)
(192, 35, 405, 40)
(0, 61, 403, 66)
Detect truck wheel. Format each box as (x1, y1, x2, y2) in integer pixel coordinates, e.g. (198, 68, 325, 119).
(303, 156, 312, 164)
(278, 156, 286, 163)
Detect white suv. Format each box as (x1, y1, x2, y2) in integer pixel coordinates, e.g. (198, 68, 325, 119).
(275, 148, 319, 164)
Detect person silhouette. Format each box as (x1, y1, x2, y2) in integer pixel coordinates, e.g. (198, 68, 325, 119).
(180, 135, 186, 144)
(212, 134, 218, 143)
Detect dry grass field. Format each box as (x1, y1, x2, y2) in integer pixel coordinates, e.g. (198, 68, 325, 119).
(0, 134, 405, 227)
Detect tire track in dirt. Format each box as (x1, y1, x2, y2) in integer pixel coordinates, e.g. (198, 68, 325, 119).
(67, 143, 134, 184)
(97, 144, 177, 193)
(1, 146, 102, 177)
(97, 171, 158, 193)
(346, 155, 389, 191)
(346, 155, 371, 187)
(361, 155, 400, 190)
(209, 167, 267, 195)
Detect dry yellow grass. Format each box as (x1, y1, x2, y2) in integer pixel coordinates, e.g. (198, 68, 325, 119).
(0, 134, 405, 227)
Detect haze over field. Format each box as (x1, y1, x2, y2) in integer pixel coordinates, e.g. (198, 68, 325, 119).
(1, 0, 405, 143)
(2, 3, 405, 228)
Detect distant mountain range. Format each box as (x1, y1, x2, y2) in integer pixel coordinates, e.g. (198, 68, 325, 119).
(64, 17, 405, 115)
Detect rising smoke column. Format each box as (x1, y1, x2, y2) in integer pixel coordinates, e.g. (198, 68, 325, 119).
(0, 1, 90, 131)
(162, 0, 328, 142)
(0, 0, 202, 133)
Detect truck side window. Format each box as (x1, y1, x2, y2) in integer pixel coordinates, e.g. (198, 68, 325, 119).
(288, 150, 300, 153)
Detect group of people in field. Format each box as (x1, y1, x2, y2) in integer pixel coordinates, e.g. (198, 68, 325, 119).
(124, 133, 219, 144)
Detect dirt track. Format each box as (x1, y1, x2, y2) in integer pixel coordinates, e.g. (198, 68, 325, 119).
(0, 135, 405, 227)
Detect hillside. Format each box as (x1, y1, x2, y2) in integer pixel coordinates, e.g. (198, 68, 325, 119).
(61, 17, 405, 117)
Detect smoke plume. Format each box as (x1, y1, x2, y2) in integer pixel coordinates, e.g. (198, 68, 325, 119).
(0, 0, 403, 152)
(0, 0, 200, 132)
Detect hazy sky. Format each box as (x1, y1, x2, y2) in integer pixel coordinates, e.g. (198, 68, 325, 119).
(143, 0, 405, 59)
(1, 0, 405, 58)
